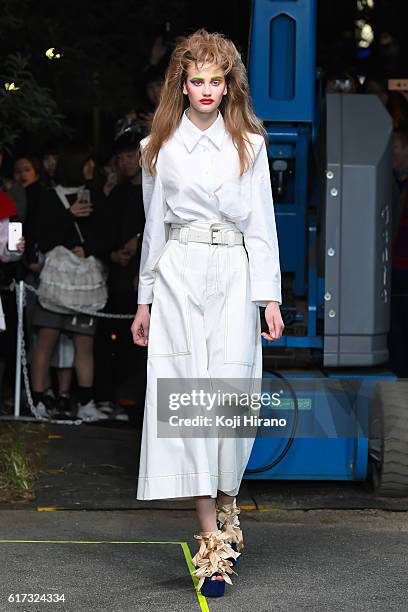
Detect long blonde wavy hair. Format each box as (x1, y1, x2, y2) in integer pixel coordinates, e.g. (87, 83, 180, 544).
(142, 28, 266, 176)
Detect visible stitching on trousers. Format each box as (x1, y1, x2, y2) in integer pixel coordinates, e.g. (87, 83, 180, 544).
(183, 241, 192, 353)
(138, 471, 236, 478)
(224, 247, 254, 366)
(149, 241, 192, 357)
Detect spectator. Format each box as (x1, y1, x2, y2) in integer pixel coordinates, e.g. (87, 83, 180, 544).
(30, 142, 110, 421)
(114, 68, 164, 142)
(101, 155, 118, 196)
(42, 145, 59, 188)
(94, 130, 146, 420)
(13, 154, 75, 419)
(0, 150, 26, 403)
(0, 190, 25, 408)
(13, 156, 42, 271)
(0, 147, 26, 221)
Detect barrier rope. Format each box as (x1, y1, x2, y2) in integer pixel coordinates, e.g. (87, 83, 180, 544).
(24, 283, 136, 319)
(15, 281, 139, 424)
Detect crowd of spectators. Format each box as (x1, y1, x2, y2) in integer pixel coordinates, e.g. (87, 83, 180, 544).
(0, 63, 163, 422)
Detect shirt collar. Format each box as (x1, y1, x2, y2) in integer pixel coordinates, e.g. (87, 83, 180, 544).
(178, 108, 226, 152)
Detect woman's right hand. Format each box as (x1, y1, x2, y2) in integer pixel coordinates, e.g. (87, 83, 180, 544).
(17, 237, 25, 253)
(70, 199, 93, 217)
(131, 304, 150, 347)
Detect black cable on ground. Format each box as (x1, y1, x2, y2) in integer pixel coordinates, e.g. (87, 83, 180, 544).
(244, 370, 300, 474)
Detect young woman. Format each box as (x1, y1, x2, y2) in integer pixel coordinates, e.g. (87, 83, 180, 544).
(131, 29, 284, 597)
(13, 155, 75, 419)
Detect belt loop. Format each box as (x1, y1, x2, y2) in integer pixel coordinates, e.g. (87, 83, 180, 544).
(179, 227, 189, 244)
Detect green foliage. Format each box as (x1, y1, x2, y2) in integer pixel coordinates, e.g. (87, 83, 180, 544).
(0, 53, 66, 150)
(0, 423, 35, 493)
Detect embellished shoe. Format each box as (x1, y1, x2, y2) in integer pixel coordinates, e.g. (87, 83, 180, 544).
(191, 528, 241, 597)
(216, 499, 244, 567)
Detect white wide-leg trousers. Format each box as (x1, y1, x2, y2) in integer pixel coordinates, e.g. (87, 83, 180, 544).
(136, 220, 262, 500)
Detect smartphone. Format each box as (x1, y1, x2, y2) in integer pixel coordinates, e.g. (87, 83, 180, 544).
(78, 189, 91, 204)
(8, 221, 22, 251)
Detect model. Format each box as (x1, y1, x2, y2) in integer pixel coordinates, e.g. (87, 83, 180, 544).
(131, 28, 284, 598)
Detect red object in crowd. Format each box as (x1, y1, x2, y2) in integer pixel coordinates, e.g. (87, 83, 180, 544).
(0, 190, 18, 220)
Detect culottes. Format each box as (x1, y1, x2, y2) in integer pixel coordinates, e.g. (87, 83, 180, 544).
(136, 219, 262, 500)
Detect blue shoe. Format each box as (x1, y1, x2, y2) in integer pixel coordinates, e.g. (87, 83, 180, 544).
(200, 572, 227, 597)
(191, 529, 240, 597)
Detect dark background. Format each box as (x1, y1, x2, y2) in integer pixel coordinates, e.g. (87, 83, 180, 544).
(1, 0, 407, 153)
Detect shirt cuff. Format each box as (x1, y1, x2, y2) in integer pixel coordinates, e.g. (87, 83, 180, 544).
(251, 281, 282, 307)
(137, 283, 154, 305)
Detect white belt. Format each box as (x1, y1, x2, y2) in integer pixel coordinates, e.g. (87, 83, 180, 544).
(169, 224, 243, 246)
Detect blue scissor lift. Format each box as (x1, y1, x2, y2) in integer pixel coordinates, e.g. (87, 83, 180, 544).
(244, 0, 408, 496)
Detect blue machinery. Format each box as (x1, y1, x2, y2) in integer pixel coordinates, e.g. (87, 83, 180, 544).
(244, 0, 408, 495)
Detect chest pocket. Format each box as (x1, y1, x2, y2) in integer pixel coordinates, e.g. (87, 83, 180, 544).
(214, 179, 251, 223)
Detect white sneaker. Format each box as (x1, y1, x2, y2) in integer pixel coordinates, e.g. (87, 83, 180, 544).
(96, 400, 115, 416)
(33, 401, 50, 419)
(77, 400, 109, 422)
(113, 406, 129, 422)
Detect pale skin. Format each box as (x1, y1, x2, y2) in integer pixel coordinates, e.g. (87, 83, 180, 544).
(13, 158, 39, 188)
(131, 63, 284, 578)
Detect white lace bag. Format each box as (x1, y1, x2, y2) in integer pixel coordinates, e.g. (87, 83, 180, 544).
(38, 186, 108, 315)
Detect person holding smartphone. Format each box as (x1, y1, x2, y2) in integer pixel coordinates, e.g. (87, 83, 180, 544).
(30, 142, 110, 422)
(93, 131, 146, 420)
(0, 190, 25, 409)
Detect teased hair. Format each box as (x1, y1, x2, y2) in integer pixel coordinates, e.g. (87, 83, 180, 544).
(142, 28, 266, 176)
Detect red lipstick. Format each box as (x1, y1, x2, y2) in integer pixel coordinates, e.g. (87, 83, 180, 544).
(200, 99, 214, 105)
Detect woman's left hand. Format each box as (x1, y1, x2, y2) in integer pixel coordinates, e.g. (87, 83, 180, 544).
(261, 301, 284, 342)
(72, 246, 85, 258)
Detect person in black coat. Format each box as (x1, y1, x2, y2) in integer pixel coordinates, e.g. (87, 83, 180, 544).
(93, 131, 146, 420)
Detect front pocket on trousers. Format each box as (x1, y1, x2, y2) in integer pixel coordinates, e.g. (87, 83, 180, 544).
(152, 240, 173, 272)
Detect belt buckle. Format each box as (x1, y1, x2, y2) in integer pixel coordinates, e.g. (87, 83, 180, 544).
(210, 229, 221, 244)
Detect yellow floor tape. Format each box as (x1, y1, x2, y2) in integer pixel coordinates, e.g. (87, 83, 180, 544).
(37, 507, 59, 511)
(0, 539, 210, 611)
(37, 505, 257, 512)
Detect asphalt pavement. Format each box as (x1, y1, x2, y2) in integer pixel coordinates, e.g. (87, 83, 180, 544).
(1, 507, 408, 612)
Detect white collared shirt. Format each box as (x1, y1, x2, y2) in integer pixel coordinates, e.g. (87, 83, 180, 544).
(137, 108, 282, 307)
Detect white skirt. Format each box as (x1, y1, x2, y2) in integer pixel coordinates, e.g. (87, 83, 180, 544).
(136, 220, 262, 501)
